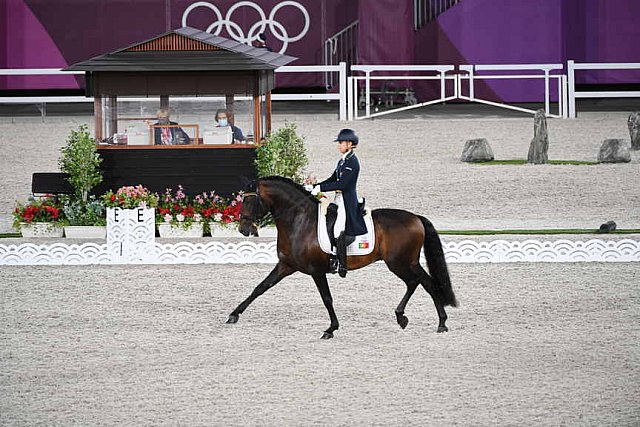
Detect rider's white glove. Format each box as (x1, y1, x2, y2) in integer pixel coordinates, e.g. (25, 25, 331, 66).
(304, 184, 314, 192)
(311, 185, 321, 196)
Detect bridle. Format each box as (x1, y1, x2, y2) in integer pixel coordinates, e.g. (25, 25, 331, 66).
(240, 180, 318, 227)
(240, 186, 264, 228)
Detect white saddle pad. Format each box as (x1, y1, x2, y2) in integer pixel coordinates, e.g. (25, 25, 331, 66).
(317, 196, 375, 256)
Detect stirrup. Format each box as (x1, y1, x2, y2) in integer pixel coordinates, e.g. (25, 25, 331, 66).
(328, 256, 338, 274)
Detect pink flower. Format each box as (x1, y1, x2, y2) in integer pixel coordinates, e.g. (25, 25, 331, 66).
(163, 214, 173, 222)
(176, 214, 185, 222)
(194, 213, 202, 222)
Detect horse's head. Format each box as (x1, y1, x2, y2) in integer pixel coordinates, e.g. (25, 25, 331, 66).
(239, 177, 319, 236)
(239, 180, 268, 237)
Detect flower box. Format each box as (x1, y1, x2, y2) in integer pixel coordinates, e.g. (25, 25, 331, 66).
(158, 222, 204, 238)
(64, 226, 107, 239)
(20, 222, 64, 238)
(257, 226, 278, 238)
(209, 222, 242, 238)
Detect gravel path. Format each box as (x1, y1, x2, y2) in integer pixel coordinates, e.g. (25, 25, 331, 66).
(1, 262, 638, 426)
(1, 111, 639, 232)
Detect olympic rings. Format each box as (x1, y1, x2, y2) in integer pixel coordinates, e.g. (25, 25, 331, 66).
(181, 0, 310, 54)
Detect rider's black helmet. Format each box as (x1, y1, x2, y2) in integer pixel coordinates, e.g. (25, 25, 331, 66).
(334, 128, 359, 146)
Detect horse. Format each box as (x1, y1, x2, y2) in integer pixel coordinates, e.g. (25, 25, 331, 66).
(227, 176, 458, 339)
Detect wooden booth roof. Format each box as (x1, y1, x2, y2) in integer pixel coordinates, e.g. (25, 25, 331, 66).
(64, 27, 297, 72)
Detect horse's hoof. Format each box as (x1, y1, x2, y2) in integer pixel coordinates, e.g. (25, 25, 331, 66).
(398, 315, 409, 330)
(437, 325, 448, 333)
(321, 331, 334, 340)
(226, 314, 239, 324)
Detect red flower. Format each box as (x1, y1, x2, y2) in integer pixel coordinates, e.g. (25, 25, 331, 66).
(110, 195, 116, 202)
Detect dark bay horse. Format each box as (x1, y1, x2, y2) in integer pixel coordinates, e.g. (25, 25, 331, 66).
(227, 176, 458, 339)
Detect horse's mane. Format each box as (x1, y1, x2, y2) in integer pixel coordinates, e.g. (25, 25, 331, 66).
(260, 176, 320, 205)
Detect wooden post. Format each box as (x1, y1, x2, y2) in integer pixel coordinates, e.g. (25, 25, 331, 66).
(265, 91, 272, 136)
(94, 95, 103, 141)
(253, 93, 262, 143)
(225, 94, 235, 123)
(109, 96, 118, 136)
(160, 95, 169, 112)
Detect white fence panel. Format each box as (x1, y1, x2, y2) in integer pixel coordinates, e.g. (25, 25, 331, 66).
(567, 60, 640, 118)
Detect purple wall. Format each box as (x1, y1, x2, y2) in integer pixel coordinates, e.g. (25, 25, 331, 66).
(2, 0, 345, 90)
(2, 0, 639, 99)
(413, 0, 640, 102)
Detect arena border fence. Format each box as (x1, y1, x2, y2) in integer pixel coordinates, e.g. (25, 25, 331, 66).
(567, 60, 640, 118)
(0, 63, 349, 121)
(0, 238, 638, 265)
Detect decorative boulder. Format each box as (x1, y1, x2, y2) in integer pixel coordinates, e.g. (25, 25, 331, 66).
(628, 112, 640, 150)
(527, 109, 549, 164)
(597, 139, 631, 163)
(461, 138, 494, 162)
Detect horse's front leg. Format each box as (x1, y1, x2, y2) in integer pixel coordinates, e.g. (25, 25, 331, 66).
(312, 273, 339, 339)
(226, 262, 294, 324)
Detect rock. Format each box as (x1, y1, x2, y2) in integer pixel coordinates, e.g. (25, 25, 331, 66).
(527, 109, 549, 164)
(628, 112, 640, 150)
(598, 221, 617, 233)
(597, 139, 631, 163)
(461, 138, 494, 162)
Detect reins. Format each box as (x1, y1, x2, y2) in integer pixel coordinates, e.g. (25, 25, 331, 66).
(241, 183, 316, 225)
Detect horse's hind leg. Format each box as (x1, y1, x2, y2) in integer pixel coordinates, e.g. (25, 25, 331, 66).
(414, 265, 449, 333)
(226, 262, 294, 324)
(386, 262, 420, 330)
(396, 280, 419, 329)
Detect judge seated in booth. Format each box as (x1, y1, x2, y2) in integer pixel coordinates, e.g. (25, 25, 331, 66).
(151, 109, 190, 145)
(215, 109, 246, 143)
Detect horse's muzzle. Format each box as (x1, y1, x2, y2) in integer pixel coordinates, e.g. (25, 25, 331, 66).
(239, 219, 258, 237)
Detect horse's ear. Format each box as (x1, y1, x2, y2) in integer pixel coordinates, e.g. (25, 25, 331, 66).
(238, 176, 253, 191)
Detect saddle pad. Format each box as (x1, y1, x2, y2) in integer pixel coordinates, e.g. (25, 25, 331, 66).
(317, 198, 375, 256)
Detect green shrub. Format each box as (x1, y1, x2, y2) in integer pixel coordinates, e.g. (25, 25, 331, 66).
(59, 124, 103, 203)
(255, 123, 308, 183)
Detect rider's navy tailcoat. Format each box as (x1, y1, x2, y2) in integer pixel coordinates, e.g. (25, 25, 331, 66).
(318, 150, 367, 236)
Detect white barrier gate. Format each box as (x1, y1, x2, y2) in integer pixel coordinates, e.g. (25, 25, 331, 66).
(567, 60, 640, 118)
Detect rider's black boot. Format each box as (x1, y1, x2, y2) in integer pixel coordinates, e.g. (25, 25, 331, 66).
(337, 232, 355, 278)
(328, 256, 338, 274)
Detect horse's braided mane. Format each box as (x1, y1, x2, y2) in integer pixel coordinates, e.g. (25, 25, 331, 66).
(260, 176, 320, 204)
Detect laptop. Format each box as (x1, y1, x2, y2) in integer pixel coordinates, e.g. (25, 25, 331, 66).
(203, 127, 233, 144)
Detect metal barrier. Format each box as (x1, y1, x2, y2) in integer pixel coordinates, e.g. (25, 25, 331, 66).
(324, 21, 358, 90)
(0, 63, 349, 121)
(413, 0, 463, 29)
(348, 65, 457, 120)
(273, 63, 347, 120)
(458, 64, 567, 118)
(567, 60, 640, 118)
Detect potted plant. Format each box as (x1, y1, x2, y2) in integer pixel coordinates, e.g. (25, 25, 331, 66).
(58, 124, 106, 237)
(253, 122, 309, 237)
(13, 197, 65, 237)
(156, 186, 203, 238)
(102, 185, 158, 238)
(62, 196, 107, 238)
(209, 193, 244, 237)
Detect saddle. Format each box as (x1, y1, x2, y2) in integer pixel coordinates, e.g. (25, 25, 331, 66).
(326, 198, 366, 247)
(317, 196, 375, 256)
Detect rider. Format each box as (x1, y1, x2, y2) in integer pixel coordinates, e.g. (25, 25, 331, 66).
(306, 128, 367, 277)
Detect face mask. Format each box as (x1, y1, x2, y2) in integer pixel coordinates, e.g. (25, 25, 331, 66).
(218, 118, 228, 127)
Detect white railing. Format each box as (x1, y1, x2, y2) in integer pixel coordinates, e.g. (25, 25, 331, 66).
(0, 64, 349, 121)
(567, 60, 640, 118)
(324, 21, 358, 90)
(458, 64, 567, 118)
(274, 63, 347, 120)
(349, 65, 457, 120)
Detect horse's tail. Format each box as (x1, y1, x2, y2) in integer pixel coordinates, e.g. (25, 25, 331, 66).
(418, 216, 458, 307)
